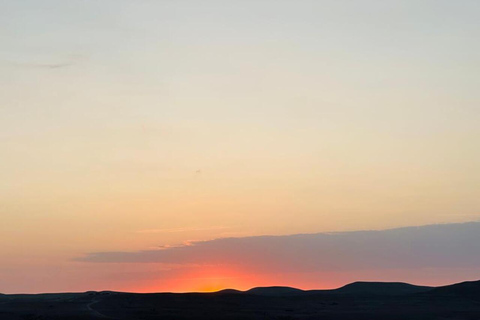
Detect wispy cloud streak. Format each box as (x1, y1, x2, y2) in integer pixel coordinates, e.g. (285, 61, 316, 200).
(79, 222, 480, 273)
(135, 226, 230, 234)
(4, 54, 85, 70)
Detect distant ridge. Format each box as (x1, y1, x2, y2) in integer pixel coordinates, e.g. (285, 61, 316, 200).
(3, 279, 480, 298)
(220, 281, 433, 297)
(246, 286, 304, 296)
(214, 289, 243, 295)
(427, 280, 480, 297)
(3, 279, 480, 320)
(331, 281, 433, 295)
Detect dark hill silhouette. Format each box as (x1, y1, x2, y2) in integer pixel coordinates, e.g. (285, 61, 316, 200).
(427, 280, 480, 297)
(214, 289, 243, 295)
(246, 286, 305, 296)
(229, 282, 432, 297)
(2, 280, 480, 319)
(331, 281, 433, 295)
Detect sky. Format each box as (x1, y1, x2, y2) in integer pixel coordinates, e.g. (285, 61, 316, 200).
(1, 0, 479, 293)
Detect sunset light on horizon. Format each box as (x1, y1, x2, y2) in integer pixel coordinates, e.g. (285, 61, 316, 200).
(1, 0, 480, 296)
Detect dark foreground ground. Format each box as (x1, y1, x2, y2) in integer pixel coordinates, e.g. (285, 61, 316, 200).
(1, 280, 480, 320)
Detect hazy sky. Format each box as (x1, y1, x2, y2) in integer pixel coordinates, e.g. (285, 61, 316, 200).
(1, 0, 479, 293)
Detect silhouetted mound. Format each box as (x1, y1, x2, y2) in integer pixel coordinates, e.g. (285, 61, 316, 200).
(428, 280, 480, 297)
(214, 289, 243, 295)
(247, 286, 305, 296)
(333, 281, 433, 295)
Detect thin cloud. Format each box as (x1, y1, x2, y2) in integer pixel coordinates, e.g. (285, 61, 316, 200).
(135, 226, 230, 234)
(79, 222, 480, 273)
(5, 54, 85, 70)
(7, 61, 74, 69)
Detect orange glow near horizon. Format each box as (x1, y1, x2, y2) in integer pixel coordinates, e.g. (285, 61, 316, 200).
(167, 266, 259, 293)
(131, 264, 331, 293)
(128, 264, 346, 294)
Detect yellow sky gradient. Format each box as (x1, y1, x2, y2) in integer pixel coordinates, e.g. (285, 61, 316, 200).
(1, 0, 479, 293)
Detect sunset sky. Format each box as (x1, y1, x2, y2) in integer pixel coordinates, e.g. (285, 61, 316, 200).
(1, 0, 479, 293)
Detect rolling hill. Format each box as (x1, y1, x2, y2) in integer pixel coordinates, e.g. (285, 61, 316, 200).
(1, 280, 480, 319)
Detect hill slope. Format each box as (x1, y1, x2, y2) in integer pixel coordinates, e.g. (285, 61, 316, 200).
(1, 280, 480, 319)
(244, 282, 432, 297)
(427, 280, 480, 297)
(246, 286, 304, 296)
(332, 281, 433, 295)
